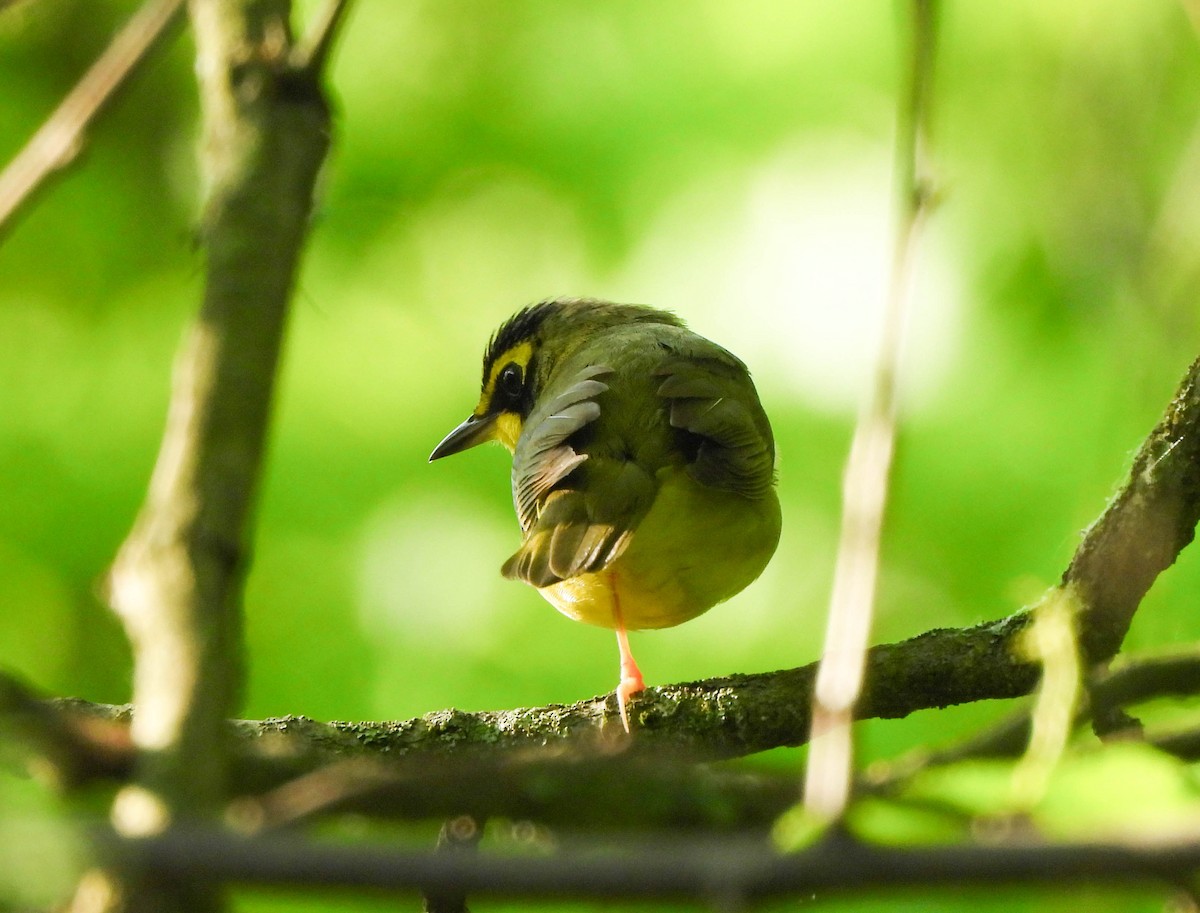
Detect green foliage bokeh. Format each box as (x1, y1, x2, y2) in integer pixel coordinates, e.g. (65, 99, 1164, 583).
(2, 2, 1199, 911)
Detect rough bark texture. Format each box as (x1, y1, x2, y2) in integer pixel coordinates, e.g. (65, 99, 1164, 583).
(1063, 358, 1200, 662)
(5, 647, 1199, 834)
(89, 2, 338, 910)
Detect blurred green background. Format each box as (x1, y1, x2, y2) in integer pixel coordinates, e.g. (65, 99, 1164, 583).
(2, 1, 1199, 910)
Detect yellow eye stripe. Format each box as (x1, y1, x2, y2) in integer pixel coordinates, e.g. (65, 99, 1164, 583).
(474, 340, 534, 417)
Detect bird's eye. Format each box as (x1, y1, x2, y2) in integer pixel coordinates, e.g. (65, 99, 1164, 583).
(498, 363, 523, 400)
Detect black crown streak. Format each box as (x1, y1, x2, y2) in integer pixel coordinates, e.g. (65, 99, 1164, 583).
(481, 299, 559, 387)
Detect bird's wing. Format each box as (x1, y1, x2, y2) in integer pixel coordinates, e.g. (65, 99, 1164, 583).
(504, 363, 655, 588)
(510, 363, 612, 532)
(654, 349, 776, 500)
(501, 461, 653, 588)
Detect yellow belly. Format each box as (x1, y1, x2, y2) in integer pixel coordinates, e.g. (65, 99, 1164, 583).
(537, 470, 781, 630)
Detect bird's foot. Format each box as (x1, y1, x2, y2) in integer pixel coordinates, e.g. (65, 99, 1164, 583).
(613, 594, 644, 733)
(616, 665, 645, 733)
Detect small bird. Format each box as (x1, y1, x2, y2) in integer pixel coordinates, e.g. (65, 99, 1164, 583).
(430, 298, 781, 730)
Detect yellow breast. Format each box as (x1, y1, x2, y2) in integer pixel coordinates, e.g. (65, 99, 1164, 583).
(537, 469, 781, 631)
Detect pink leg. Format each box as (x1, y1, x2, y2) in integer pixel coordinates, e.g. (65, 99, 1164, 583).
(612, 586, 645, 732)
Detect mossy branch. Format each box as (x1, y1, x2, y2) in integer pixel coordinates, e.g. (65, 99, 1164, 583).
(5, 646, 1199, 832)
(241, 353, 1196, 763)
(7, 352, 1200, 828)
(15, 611, 1032, 776)
(15, 354, 1195, 796)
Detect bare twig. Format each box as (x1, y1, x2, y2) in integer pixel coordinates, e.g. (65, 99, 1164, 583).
(862, 644, 1200, 791)
(107, 0, 333, 830)
(1155, 727, 1200, 762)
(0, 0, 185, 240)
(805, 0, 940, 821)
(1091, 652, 1200, 711)
(292, 0, 353, 73)
(228, 753, 796, 834)
(0, 673, 132, 787)
(96, 825, 1200, 899)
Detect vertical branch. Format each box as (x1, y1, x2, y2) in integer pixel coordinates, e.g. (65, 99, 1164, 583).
(804, 0, 940, 822)
(83, 1, 346, 910)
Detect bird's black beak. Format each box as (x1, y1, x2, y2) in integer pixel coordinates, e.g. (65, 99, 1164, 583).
(429, 413, 498, 462)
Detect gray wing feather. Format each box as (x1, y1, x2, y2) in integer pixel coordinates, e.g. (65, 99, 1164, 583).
(505, 360, 652, 586)
(655, 355, 775, 500)
(511, 365, 611, 531)
(501, 485, 639, 587)
(503, 339, 775, 590)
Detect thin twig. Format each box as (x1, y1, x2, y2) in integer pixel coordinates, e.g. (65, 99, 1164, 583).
(0, 0, 185, 240)
(226, 752, 796, 834)
(1155, 727, 1200, 762)
(805, 0, 940, 821)
(292, 0, 353, 73)
(97, 825, 1200, 898)
(1092, 653, 1200, 710)
(861, 644, 1200, 793)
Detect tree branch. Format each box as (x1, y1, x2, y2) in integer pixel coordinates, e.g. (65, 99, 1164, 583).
(39, 610, 1035, 768)
(1063, 360, 1200, 662)
(90, 1, 345, 909)
(107, 0, 332, 824)
(291, 0, 352, 73)
(859, 647, 1200, 792)
(95, 826, 1200, 900)
(0, 0, 185, 240)
(2, 639, 1192, 831)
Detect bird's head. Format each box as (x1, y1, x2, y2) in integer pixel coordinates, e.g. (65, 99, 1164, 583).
(429, 297, 681, 461)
